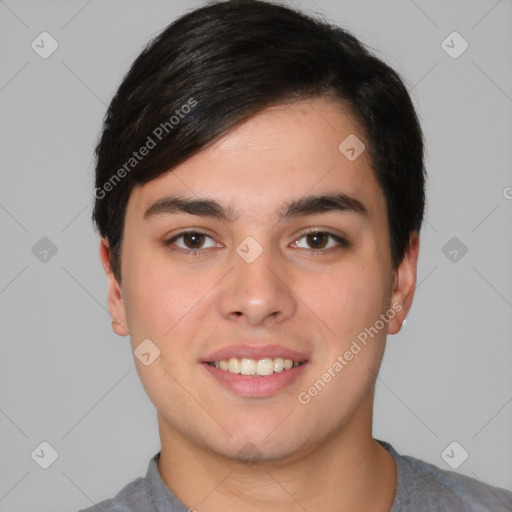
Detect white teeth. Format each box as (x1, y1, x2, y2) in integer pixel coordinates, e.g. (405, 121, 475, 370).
(257, 358, 274, 376)
(240, 358, 256, 375)
(210, 357, 303, 376)
(228, 357, 241, 374)
(273, 357, 284, 373)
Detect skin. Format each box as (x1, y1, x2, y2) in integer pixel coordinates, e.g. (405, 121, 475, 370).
(100, 97, 419, 511)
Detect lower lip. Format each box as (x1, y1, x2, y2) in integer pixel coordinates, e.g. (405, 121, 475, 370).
(202, 362, 308, 398)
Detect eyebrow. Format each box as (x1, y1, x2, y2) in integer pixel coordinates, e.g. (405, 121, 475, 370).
(143, 193, 369, 222)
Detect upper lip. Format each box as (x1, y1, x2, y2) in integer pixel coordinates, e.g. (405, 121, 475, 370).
(202, 344, 309, 363)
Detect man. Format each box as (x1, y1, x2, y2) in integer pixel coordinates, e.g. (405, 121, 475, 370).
(83, 0, 512, 510)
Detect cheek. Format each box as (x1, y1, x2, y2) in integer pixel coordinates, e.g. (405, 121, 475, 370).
(293, 259, 389, 344)
(122, 247, 224, 346)
(121, 248, 183, 336)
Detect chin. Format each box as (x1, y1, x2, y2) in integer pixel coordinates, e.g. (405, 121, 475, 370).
(207, 426, 313, 466)
(211, 440, 301, 466)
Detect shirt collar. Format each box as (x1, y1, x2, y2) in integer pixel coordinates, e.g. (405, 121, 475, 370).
(145, 452, 190, 512)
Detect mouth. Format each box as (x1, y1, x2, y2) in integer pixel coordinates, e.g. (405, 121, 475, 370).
(206, 357, 306, 376)
(201, 345, 309, 398)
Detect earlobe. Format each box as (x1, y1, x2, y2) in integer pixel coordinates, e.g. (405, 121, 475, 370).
(387, 231, 420, 335)
(99, 238, 130, 337)
(111, 318, 130, 337)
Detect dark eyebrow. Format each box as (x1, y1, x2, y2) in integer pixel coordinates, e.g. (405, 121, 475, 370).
(278, 193, 369, 220)
(143, 193, 369, 221)
(144, 196, 237, 221)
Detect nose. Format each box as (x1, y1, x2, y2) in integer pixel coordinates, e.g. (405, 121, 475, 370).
(217, 243, 297, 327)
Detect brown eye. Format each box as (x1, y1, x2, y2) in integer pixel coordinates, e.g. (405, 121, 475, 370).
(165, 231, 219, 252)
(292, 231, 349, 252)
(306, 232, 329, 249)
(182, 232, 206, 249)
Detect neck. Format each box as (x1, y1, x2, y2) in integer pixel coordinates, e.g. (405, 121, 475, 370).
(157, 400, 397, 511)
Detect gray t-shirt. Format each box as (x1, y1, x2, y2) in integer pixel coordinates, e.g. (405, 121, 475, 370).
(79, 439, 512, 511)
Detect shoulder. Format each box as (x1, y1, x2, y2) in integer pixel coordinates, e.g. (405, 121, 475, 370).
(378, 440, 512, 512)
(76, 452, 188, 512)
(77, 475, 150, 512)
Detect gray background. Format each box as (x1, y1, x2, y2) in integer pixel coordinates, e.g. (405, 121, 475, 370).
(0, 0, 511, 510)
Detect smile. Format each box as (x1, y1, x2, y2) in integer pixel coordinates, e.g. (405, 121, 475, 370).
(207, 357, 305, 376)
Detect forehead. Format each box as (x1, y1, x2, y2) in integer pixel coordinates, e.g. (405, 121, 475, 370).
(127, 98, 386, 222)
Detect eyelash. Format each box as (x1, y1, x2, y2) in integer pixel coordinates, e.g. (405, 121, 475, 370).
(293, 228, 350, 254)
(164, 228, 350, 256)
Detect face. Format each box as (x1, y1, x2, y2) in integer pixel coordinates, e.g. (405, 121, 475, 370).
(101, 97, 418, 463)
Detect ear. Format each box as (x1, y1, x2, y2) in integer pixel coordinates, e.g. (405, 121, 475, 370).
(99, 238, 129, 336)
(387, 231, 420, 335)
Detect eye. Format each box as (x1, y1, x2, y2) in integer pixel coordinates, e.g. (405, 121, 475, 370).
(165, 230, 220, 252)
(291, 230, 349, 251)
